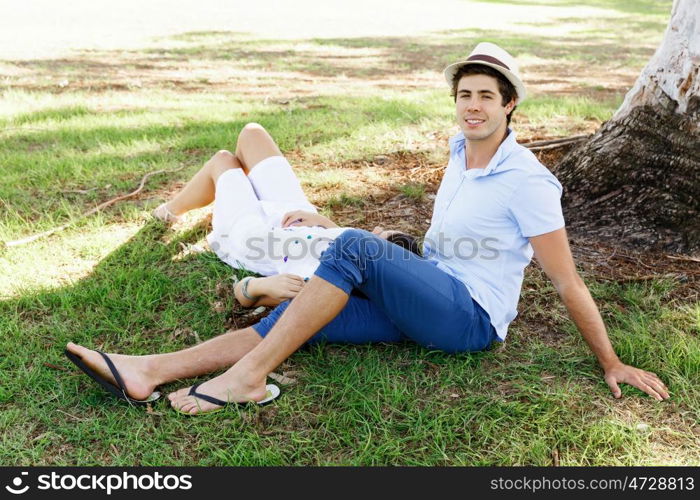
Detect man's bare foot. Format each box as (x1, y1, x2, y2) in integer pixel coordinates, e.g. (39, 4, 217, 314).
(168, 365, 268, 415)
(65, 342, 159, 401)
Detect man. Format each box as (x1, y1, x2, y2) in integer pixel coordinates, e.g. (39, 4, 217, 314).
(66, 42, 669, 414)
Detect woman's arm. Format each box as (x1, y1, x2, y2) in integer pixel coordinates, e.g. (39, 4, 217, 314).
(281, 210, 339, 228)
(233, 277, 261, 308)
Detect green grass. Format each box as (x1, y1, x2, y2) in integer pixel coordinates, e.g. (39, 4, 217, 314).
(398, 183, 426, 201)
(327, 193, 367, 210)
(2, 254, 696, 465)
(1, 0, 697, 466)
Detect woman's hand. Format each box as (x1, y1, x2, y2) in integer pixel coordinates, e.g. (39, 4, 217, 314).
(281, 210, 339, 228)
(372, 226, 401, 239)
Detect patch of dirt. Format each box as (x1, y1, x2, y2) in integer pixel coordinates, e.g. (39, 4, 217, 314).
(568, 238, 699, 305)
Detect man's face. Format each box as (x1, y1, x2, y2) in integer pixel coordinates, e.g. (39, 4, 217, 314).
(455, 73, 514, 142)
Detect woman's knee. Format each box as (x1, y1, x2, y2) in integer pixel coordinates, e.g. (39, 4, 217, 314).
(241, 122, 267, 134)
(208, 149, 237, 166)
(206, 150, 242, 182)
(235, 123, 281, 169)
(238, 122, 270, 145)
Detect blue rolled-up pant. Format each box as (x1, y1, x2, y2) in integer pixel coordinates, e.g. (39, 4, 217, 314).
(252, 229, 497, 353)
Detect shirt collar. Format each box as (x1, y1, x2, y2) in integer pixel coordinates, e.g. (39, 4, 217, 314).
(450, 128, 518, 177)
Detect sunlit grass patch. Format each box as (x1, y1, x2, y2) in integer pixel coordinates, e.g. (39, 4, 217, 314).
(398, 183, 426, 201)
(298, 169, 347, 189)
(0, 219, 147, 298)
(516, 95, 621, 135)
(327, 193, 367, 210)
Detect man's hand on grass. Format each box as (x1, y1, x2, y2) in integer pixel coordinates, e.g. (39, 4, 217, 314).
(603, 361, 670, 401)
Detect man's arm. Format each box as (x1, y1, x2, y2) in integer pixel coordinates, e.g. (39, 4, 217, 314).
(529, 228, 670, 401)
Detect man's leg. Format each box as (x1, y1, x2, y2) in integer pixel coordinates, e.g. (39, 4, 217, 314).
(169, 229, 493, 414)
(65, 327, 263, 401)
(168, 276, 350, 413)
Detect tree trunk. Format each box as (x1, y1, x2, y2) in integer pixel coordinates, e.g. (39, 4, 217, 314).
(555, 0, 700, 253)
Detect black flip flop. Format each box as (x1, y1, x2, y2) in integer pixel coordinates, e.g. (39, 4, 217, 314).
(175, 382, 280, 415)
(64, 349, 161, 406)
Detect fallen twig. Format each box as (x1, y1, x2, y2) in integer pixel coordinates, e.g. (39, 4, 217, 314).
(43, 362, 68, 372)
(666, 254, 700, 263)
(521, 134, 591, 148)
(2, 165, 186, 248)
(56, 409, 85, 421)
(61, 187, 98, 195)
(527, 140, 588, 151)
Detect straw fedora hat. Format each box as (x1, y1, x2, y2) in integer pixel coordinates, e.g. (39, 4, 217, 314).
(443, 42, 526, 104)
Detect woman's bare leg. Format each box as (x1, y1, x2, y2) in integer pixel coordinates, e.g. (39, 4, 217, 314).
(161, 150, 242, 217)
(155, 122, 282, 221)
(234, 122, 283, 175)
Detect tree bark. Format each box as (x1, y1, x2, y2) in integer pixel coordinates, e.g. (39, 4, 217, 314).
(555, 0, 700, 253)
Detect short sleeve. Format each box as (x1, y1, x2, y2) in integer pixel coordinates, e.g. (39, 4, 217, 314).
(508, 173, 565, 238)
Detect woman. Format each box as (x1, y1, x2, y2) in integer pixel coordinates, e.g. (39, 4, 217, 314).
(153, 123, 419, 308)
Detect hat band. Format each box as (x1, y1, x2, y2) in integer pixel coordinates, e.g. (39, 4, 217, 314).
(466, 54, 510, 71)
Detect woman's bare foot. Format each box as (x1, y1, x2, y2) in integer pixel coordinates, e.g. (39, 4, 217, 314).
(168, 364, 268, 414)
(235, 274, 305, 307)
(65, 342, 159, 401)
(152, 202, 182, 225)
(251, 274, 305, 300)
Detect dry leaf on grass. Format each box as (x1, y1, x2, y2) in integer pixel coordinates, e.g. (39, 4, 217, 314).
(43, 362, 68, 371)
(245, 306, 267, 317)
(168, 327, 202, 344)
(146, 404, 165, 416)
(268, 372, 298, 385)
(179, 242, 206, 255)
(215, 280, 233, 298)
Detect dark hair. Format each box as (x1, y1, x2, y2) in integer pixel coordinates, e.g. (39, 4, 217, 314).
(387, 232, 422, 257)
(350, 232, 422, 300)
(450, 64, 518, 125)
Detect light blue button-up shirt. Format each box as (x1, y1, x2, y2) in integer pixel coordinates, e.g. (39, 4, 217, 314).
(423, 130, 565, 340)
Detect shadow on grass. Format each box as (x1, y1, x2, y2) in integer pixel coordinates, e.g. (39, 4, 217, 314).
(0, 92, 442, 230)
(2, 10, 667, 94)
(474, 0, 673, 17)
(11, 31, 657, 79)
